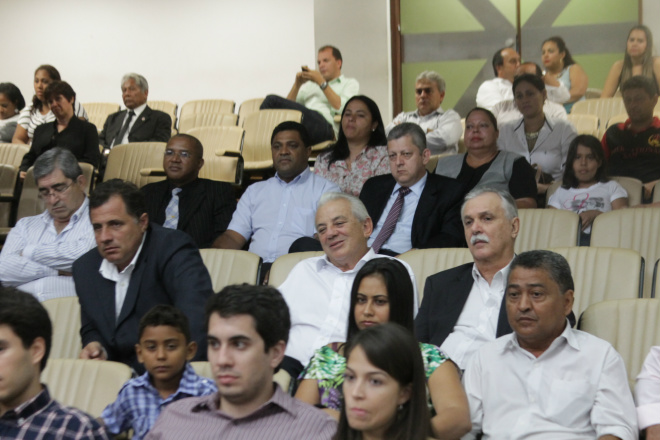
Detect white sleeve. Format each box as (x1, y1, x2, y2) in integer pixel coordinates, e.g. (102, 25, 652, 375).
(610, 181, 628, 202)
(476, 81, 504, 112)
(425, 109, 462, 155)
(462, 349, 484, 440)
(0, 220, 58, 285)
(635, 346, 660, 430)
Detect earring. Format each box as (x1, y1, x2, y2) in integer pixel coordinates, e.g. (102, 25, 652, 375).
(398, 404, 404, 411)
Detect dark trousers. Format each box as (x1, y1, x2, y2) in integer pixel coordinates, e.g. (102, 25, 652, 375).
(260, 95, 335, 145)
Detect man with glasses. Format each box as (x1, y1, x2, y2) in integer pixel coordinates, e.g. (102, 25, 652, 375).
(0, 148, 95, 301)
(359, 123, 464, 255)
(141, 134, 236, 248)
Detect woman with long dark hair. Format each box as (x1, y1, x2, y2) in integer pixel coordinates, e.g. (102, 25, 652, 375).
(541, 36, 588, 113)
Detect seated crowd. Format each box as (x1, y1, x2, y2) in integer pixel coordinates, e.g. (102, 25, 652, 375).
(1, 35, 660, 439)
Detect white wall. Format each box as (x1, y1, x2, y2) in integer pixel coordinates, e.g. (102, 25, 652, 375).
(643, 0, 660, 55)
(2, 0, 316, 113)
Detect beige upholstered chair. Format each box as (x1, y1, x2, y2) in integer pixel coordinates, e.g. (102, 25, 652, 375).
(178, 113, 238, 133)
(104, 142, 167, 188)
(238, 98, 265, 127)
(42, 359, 132, 417)
(185, 126, 245, 184)
(584, 88, 602, 99)
(653, 181, 660, 204)
(398, 248, 473, 304)
(606, 112, 628, 130)
(0, 143, 29, 227)
(147, 100, 177, 131)
(82, 102, 120, 133)
(579, 298, 660, 389)
(180, 99, 235, 120)
(242, 110, 302, 172)
(591, 207, 660, 297)
(425, 153, 454, 174)
(653, 259, 660, 298)
(458, 118, 466, 153)
(515, 209, 579, 253)
(199, 249, 262, 292)
(43, 297, 82, 359)
(191, 361, 292, 392)
(570, 98, 625, 137)
(565, 113, 599, 136)
(548, 247, 643, 318)
(268, 251, 325, 287)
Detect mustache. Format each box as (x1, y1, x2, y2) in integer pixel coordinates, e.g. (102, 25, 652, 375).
(470, 234, 490, 245)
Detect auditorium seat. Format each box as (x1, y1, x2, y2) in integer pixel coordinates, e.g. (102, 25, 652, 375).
(570, 97, 625, 137)
(178, 113, 238, 133)
(104, 142, 167, 188)
(199, 249, 261, 292)
(515, 209, 579, 253)
(186, 126, 245, 183)
(180, 99, 235, 119)
(238, 98, 265, 127)
(268, 251, 325, 287)
(147, 100, 178, 131)
(42, 296, 82, 359)
(565, 113, 599, 136)
(82, 102, 121, 133)
(579, 298, 660, 389)
(0, 143, 29, 227)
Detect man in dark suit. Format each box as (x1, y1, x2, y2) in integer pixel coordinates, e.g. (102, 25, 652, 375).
(141, 134, 236, 248)
(73, 179, 213, 373)
(99, 73, 172, 149)
(359, 122, 464, 256)
(415, 187, 520, 370)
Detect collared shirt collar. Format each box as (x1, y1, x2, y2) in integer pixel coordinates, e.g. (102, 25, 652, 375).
(391, 171, 428, 197)
(128, 102, 148, 119)
(471, 256, 514, 286)
(1, 387, 50, 422)
(275, 167, 310, 186)
(99, 229, 147, 279)
(503, 318, 576, 354)
(191, 384, 296, 418)
(512, 117, 554, 132)
(329, 75, 345, 85)
(132, 363, 205, 399)
(40, 197, 89, 230)
(414, 105, 444, 118)
(316, 247, 375, 273)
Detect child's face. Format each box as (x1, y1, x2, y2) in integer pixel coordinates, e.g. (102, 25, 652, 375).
(136, 325, 196, 387)
(573, 144, 601, 185)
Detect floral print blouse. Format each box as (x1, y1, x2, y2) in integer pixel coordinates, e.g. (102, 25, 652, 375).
(314, 145, 390, 196)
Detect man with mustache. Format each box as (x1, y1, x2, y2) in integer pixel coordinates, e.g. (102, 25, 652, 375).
(463, 250, 637, 439)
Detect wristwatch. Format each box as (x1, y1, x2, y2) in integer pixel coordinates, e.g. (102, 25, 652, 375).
(320, 81, 328, 91)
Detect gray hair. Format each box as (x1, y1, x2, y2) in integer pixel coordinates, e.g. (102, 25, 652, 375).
(121, 73, 149, 92)
(461, 187, 518, 220)
(33, 148, 83, 184)
(317, 192, 370, 223)
(387, 122, 427, 154)
(508, 250, 574, 294)
(416, 70, 446, 94)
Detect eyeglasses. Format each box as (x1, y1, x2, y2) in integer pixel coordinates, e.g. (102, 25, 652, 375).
(164, 149, 194, 159)
(38, 182, 73, 199)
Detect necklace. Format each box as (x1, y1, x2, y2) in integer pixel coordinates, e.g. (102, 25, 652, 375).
(525, 130, 540, 140)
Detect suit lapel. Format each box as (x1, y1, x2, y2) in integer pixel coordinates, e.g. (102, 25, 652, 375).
(496, 293, 513, 337)
(411, 173, 436, 245)
(178, 181, 205, 230)
(129, 106, 152, 135)
(371, 177, 396, 226)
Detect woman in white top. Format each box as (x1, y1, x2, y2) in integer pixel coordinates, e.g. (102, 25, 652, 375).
(498, 73, 577, 197)
(12, 64, 87, 144)
(548, 134, 628, 245)
(541, 36, 588, 113)
(0, 83, 25, 142)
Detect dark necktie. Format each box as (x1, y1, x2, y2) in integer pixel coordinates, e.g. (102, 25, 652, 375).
(113, 110, 135, 147)
(371, 187, 411, 253)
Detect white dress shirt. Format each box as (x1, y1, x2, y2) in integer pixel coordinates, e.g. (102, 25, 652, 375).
(113, 102, 147, 147)
(463, 323, 638, 440)
(0, 198, 95, 301)
(636, 346, 660, 430)
(279, 248, 418, 366)
(441, 261, 511, 370)
(99, 234, 146, 320)
(367, 173, 426, 254)
(385, 106, 462, 154)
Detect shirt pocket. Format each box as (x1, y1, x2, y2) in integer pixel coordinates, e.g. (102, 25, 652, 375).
(545, 378, 595, 427)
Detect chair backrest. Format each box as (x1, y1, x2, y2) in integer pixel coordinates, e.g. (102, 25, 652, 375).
(17, 167, 45, 221)
(268, 251, 325, 287)
(187, 126, 245, 156)
(425, 153, 453, 174)
(0, 143, 30, 168)
(242, 110, 302, 169)
(82, 102, 121, 132)
(548, 247, 643, 318)
(591, 207, 660, 297)
(147, 101, 177, 130)
(42, 297, 82, 359)
(606, 112, 628, 129)
(178, 113, 238, 133)
(579, 298, 660, 389)
(653, 259, 660, 298)
(565, 113, 599, 136)
(104, 142, 167, 187)
(180, 99, 236, 120)
(199, 154, 243, 184)
(199, 249, 261, 292)
(515, 209, 579, 253)
(570, 97, 625, 137)
(584, 88, 602, 99)
(191, 361, 292, 392)
(398, 248, 473, 304)
(611, 176, 643, 206)
(653, 180, 660, 204)
(238, 98, 265, 126)
(458, 118, 466, 153)
(0, 143, 30, 226)
(42, 359, 132, 417)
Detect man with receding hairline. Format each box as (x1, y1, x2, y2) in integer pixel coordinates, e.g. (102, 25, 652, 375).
(476, 47, 521, 111)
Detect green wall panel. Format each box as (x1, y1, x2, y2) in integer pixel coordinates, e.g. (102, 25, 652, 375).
(402, 60, 487, 113)
(554, 0, 638, 26)
(491, 0, 518, 28)
(519, 0, 545, 27)
(401, 0, 483, 34)
(574, 53, 625, 91)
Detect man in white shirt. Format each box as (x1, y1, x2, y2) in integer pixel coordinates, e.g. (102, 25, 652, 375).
(385, 71, 462, 154)
(476, 47, 521, 112)
(635, 346, 660, 439)
(278, 192, 417, 376)
(463, 249, 637, 440)
(0, 148, 95, 301)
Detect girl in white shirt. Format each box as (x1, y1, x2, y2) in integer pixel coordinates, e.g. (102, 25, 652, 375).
(548, 134, 628, 244)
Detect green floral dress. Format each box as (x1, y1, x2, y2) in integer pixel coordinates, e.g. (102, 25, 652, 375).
(299, 342, 448, 410)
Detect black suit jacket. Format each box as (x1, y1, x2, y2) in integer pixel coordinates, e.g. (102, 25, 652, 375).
(359, 172, 466, 251)
(99, 105, 172, 147)
(73, 224, 213, 372)
(141, 178, 236, 248)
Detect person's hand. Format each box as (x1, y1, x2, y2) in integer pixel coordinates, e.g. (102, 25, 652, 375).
(294, 71, 308, 87)
(579, 210, 602, 231)
(80, 342, 107, 360)
(301, 68, 324, 86)
(19, 171, 26, 180)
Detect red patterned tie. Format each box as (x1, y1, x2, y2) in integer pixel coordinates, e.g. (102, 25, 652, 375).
(371, 187, 411, 253)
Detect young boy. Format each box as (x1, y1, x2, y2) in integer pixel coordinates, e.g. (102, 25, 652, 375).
(101, 305, 216, 439)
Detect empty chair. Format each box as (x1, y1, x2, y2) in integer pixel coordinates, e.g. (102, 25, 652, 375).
(0, 143, 29, 226)
(41, 359, 132, 417)
(180, 99, 235, 120)
(579, 298, 660, 389)
(570, 97, 625, 137)
(268, 251, 325, 287)
(187, 126, 244, 156)
(238, 97, 265, 126)
(104, 142, 167, 187)
(199, 249, 261, 292)
(549, 247, 643, 318)
(82, 102, 120, 133)
(565, 113, 599, 136)
(242, 109, 303, 173)
(178, 113, 238, 133)
(147, 100, 177, 131)
(584, 88, 602, 99)
(42, 296, 82, 359)
(515, 209, 579, 253)
(591, 207, 660, 297)
(398, 248, 473, 304)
